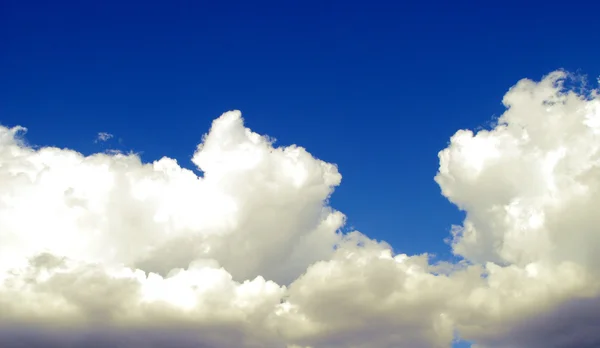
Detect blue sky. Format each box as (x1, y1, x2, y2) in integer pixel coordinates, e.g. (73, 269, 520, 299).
(2, 2, 600, 346)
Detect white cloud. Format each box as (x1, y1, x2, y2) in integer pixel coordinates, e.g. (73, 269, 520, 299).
(1, 71, 600, 347)
(95, 132, 113, 142)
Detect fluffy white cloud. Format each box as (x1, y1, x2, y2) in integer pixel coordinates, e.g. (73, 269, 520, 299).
(437, 70, 600, 347)
(1, 70, 599, 347)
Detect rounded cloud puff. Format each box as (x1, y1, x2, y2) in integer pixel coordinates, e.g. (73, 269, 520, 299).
(1, 71, 599, 347)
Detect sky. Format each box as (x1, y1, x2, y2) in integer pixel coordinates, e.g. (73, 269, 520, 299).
(1, 1, 600, 347)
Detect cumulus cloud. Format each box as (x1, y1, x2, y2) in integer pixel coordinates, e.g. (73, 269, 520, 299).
(1, 70, 600, 347)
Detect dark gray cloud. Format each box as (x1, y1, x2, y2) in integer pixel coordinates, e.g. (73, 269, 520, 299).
(469, 295, 600, 348)
(0, 324, 280, 348)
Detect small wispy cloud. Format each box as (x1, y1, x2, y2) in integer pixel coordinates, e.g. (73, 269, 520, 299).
(95, 132, 114, 143)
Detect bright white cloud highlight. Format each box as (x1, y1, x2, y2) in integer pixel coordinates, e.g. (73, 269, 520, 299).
(1, 70, 599, 347)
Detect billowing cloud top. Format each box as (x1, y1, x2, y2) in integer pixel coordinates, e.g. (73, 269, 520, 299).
(1, 71, 599, 348)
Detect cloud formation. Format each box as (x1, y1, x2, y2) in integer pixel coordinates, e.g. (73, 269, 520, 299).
(1, 70, 599, 347)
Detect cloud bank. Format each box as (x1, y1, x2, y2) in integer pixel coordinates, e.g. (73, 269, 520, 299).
(1, 70, 599, 347)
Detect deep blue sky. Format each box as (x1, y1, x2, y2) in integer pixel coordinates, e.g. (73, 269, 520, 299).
(2, 1, 599, 270)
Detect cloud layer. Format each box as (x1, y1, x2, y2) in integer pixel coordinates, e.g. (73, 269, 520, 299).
(1, 70, 599, 347)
